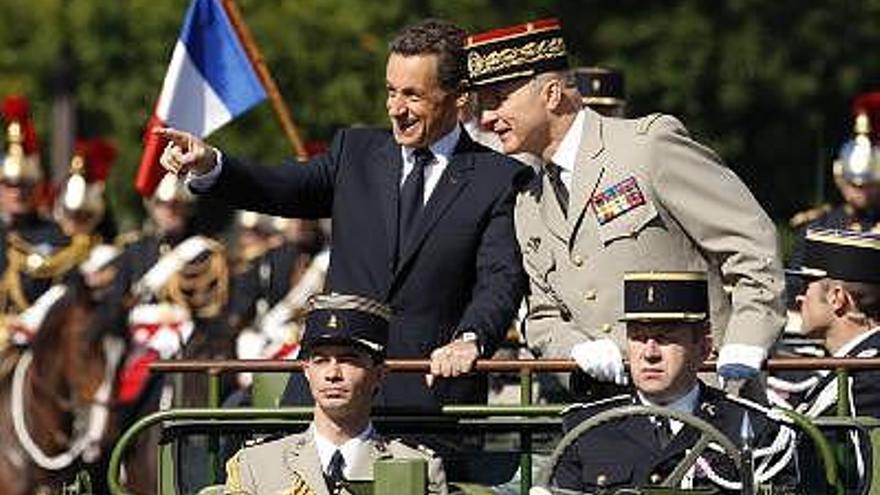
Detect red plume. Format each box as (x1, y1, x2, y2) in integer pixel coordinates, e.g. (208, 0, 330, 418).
(2, 94, 39, 154)
(85, 138, 117, 182)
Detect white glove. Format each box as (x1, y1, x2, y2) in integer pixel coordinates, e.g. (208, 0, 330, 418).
(570, 338, 627, 385)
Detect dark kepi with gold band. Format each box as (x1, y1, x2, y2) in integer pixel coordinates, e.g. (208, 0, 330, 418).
(620, 271, 709, 322)
(301, 293, 392, 359)
(464, 18, 568, 88)
(574, 66, 625, 109)
(786, 228, 880, 283)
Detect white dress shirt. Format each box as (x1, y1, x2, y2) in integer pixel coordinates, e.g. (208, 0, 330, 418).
(548, 109, 586, 192)
(312, 422, 376, 478)
(399, 125, 461, 205)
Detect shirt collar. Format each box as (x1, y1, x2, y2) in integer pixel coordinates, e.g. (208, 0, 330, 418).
(637, 383, 701, 414)
(403, 124, 461, 165)
(312, 422, 375, 475)
(834, 327, 880, 357)
(549, 109, 586, 174)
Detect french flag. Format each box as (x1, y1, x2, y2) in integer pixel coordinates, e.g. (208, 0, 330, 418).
(136, 0, 267, 196)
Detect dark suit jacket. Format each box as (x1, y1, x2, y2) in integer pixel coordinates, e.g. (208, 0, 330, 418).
(555, 384, 778, 493)
(202, 127, 529, 407)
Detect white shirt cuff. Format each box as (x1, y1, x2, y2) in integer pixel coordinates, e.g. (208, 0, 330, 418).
(185, 148, 223, 192)
(717, 343, 766, 370)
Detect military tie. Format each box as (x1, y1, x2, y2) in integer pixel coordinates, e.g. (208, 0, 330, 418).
(545, 162, 569, 217)
(398, 148, 434, 256)
(326, 449, 345, 494)
(654, 416, 673, 449)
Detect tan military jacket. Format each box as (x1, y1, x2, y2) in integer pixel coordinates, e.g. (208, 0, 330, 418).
(225, 428, 448, 495)
(516, 108, 784, 359)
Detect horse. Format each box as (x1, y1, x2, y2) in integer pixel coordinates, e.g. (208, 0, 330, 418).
(0, 275, 124, 494)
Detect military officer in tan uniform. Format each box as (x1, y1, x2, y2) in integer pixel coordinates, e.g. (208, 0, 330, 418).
(225, 293, 447, 495)
(465, 19, 784, 394)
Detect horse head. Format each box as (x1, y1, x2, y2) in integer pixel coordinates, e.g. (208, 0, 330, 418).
(2, 274, 124, 489)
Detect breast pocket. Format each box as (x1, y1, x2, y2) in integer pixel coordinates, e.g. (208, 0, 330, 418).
(595, 200, 659, 246)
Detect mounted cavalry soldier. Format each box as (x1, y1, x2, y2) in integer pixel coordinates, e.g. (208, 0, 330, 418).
(111, 172, 231, 407)
(225, 293, 447, 495)
(788, 94, 880, 310)
(0, 96, 86, 350)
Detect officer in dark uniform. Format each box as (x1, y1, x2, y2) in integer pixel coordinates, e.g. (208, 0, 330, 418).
(573, 66, 626, 117)
(555, 272, 784, 493)
(0, 104, 78, 345)
(786, 228, 880, 491)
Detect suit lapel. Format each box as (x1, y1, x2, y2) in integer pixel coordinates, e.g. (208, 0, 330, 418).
(376, 138, 403, 273)
(284, 430, 332, 495)
(395, 132, 475, 275)
(568, 109, 606, 240)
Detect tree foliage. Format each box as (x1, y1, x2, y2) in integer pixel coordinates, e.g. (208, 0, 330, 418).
(0, 0, 878, 229)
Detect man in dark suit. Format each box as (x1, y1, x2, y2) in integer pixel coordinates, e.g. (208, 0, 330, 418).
(555, 272, 786, 493)
(156, 19, 528, 408)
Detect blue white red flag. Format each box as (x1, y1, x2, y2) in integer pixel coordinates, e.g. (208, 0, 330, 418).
(136, 0, 267, 196)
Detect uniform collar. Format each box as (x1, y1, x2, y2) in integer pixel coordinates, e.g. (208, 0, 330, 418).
(312, 422, 375, 477)
(637, 383, 700, 414)
(834, 327, 880, 357)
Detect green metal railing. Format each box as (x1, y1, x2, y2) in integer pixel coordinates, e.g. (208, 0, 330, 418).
(106, 357, 880, 495)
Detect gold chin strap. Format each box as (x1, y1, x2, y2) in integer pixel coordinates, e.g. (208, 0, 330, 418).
(163, 238, 229, 319)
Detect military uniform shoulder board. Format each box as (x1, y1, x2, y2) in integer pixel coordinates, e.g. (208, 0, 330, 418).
(789, 204, 832, 228)
(387, 438, 437, 458)
(243, 432, 284, 448)
(114, 231, 142, 248)
(561, 394, 631, 416)
(635, 113, 665, 135)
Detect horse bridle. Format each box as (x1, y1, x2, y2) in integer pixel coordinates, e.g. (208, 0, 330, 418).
(10, 336, 124, 471)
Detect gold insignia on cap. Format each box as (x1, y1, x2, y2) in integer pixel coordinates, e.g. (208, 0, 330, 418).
(647, 285, 655, 304)
(327, 314, 338, 329)
(592, 79, 601, 92)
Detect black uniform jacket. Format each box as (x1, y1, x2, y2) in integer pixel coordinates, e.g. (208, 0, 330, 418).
(555, 383, 778, 493)
(203, 127, 530, 407)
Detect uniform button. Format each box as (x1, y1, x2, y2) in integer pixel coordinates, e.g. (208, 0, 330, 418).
(596, 474, 608, 487)
(650, 473, 662, 484)
(571, 255, 584, 267)
(601, 323, 612, 334)
(583, 290, 597, 302)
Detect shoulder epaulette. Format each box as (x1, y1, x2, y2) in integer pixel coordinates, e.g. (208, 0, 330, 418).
(561, 394, 631, 416)
(635, 113, 665, 135)
(114, 231, 142, 248)
(388, 438, 438, 458)
(242, 431, 285, 448)
(789, 204, 832, 228)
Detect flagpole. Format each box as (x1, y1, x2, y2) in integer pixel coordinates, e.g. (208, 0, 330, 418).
(220, 0, 309, 162)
